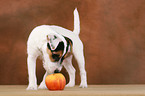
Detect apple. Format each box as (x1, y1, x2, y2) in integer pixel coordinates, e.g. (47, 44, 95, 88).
(45, 73, 66, 90)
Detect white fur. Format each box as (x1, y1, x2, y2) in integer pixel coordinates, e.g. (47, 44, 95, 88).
(26, 8, 87, 90)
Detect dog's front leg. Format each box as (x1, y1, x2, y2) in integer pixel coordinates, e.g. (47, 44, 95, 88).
(38, 71, 48, 89)
(26, 55, 38, 90)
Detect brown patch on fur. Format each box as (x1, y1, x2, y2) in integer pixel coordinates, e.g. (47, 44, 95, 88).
(63, 52, 72, 58)
(63, 39, 73, 59)
(46, 48, 55, 62)
(46, 35, 50, 41)
(46, 48, 63, 62)
(69, 41, 73, 53)
(52, 51, 63, 57)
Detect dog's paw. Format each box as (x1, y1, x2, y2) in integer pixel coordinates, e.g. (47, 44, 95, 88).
(79, 81, 88, 88)
(26, 84, 37, 90)
(65, 82, 75, 87)
(38, 83, 47, 89)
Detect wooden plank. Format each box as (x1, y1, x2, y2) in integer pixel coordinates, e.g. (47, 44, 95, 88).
(0, 85, 145, 96)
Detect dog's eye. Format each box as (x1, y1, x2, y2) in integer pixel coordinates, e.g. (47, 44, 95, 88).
(53, 35, 57, 40)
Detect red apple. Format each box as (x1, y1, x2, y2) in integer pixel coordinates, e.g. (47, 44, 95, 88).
(45, 73, 66, 90)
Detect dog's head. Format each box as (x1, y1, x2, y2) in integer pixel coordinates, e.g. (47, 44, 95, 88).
(42, 33, 65, 73)
(43, 32, 72, 73)
(46, 34, 65, 62)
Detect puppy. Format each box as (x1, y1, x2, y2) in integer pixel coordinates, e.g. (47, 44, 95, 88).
(26, 8, 87, 90)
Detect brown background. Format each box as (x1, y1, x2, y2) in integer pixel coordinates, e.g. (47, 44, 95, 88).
(0, 0, 145, 85)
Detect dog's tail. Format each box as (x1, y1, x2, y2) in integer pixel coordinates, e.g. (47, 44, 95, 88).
(73, 8, 80, 35)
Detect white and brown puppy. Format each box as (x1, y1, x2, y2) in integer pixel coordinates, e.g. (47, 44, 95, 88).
(26, 8, 87, 90)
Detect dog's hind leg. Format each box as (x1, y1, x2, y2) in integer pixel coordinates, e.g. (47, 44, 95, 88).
(73, 40, 88, 88)
(63, 55, 76, 87)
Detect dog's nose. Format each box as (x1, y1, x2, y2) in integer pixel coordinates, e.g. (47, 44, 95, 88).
(54, 69, 60, 73)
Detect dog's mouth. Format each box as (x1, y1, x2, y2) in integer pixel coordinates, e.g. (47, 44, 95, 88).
(54, 69, 60, 73)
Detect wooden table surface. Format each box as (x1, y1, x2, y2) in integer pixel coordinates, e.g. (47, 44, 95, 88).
(0, 85, 145, 96)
